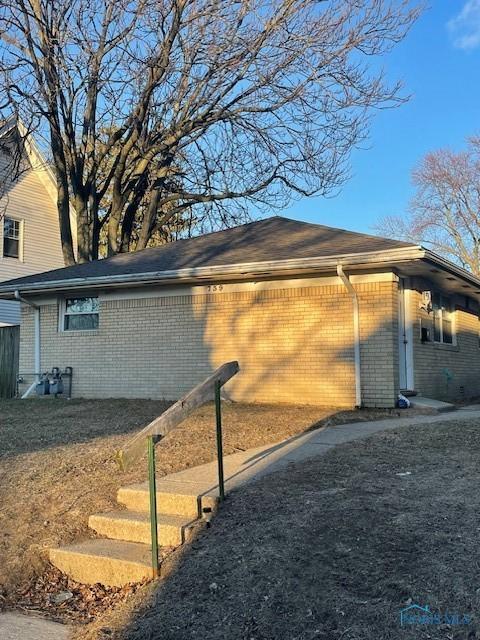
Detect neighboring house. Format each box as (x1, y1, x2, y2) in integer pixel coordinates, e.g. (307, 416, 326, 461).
(0, 119, 65, 326)
(0, 216, 479, 406)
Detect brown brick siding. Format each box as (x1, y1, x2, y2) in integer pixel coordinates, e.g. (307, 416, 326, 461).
(19, 279, 399, 407)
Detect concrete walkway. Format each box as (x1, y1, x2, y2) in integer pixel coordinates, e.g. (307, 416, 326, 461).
(0, 612, 69, 640)
(6, 405, 480, 632)
(155, 406, 480, 500)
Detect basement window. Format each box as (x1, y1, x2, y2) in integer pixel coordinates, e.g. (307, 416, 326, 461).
(432, 292, 454, 345)
(62, 297, 99, 331)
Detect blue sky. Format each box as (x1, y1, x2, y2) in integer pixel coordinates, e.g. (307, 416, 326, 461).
(283, 0, 480, 235)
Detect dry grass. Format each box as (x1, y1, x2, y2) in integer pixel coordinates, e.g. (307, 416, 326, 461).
(75, 417, 480, 640)
(0, 397, 401, 597)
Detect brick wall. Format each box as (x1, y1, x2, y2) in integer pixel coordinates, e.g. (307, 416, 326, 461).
(358, 281, 399, 407)
(410, 278, 480, 401)
(19, 277, 399, 407)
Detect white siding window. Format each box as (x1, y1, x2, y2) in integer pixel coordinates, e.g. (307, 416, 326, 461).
(432, 292, 454, 345)
(61, 297, 99, 331)
(3, 217, 23, 259)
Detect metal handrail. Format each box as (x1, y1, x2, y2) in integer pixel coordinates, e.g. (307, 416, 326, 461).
(115, 361, 239, 471)
(117, 361, 240, 578)
(147, 435, 160, 578)
(214, 380, 225, 502)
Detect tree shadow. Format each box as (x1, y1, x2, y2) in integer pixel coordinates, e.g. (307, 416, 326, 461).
(0, 397, 172, 458)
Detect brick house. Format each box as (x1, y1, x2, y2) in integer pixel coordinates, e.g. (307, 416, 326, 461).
(0, 216, 479, 406)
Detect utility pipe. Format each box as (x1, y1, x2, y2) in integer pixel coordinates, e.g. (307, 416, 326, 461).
(336, 265, 362, 408)
(14, 290, 40, 398)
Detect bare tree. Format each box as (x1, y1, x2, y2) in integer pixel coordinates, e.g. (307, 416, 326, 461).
(0, 0, 420, 265)
(376, 137, 480, 276)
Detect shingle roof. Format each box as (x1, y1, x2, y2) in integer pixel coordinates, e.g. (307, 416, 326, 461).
(2, 216, 416, 289)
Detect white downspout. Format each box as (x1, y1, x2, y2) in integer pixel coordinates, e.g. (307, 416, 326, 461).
(14, 290, 40, 398)
(336, 264, 362, 408)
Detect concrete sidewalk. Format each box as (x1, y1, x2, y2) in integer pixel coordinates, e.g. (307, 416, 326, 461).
(154, 406, 480, 500)
(0, 612, 69, 640)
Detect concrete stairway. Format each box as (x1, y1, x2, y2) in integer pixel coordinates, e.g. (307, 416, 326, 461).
(49, 479, 219, 587)
(49, 408, 473, 588)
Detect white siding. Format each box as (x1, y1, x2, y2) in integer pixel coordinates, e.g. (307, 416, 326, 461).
(0, 149, 64, 319)
(0, 299, 20, 325)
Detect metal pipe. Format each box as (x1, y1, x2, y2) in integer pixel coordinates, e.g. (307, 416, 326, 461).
(147, 435, 159, 578)
(337, 265, 362, 408)
(14, 291, 40, 396)
(214, 380, 225, 501)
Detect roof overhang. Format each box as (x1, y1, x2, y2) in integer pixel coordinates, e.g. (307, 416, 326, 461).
(396, 249, 480, 299)
(2, 245, 480, 300)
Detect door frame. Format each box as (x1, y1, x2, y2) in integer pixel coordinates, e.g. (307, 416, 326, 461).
(398, 277, 415, 391)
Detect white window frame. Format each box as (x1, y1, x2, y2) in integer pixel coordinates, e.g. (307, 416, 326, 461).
(432, 292, 456, 345)
(59, 296, 99, 332)
(1, 216, 24, 261)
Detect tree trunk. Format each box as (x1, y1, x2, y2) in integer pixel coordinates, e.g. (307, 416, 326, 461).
(51, 136, 76, 266)
(56, 181, 76, 266)
(91, 210, 101, 262)
(74, 195, 91, 263)
(119, 201, 139, 253)
(107, 183, 125, 256)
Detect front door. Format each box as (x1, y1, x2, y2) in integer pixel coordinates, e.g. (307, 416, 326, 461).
(398, 278, 414, 391)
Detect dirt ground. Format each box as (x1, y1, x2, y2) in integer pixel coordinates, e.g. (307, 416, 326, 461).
(0, 396, 414, 610)
(73, 416, 480, 640)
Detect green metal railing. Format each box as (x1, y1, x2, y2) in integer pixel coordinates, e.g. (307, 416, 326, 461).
(147, 434, 161, 577)
(145, 376, 228, 578)
(214, 380, 225, 502)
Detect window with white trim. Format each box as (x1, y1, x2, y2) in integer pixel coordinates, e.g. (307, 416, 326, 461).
(3, 217, 22, 259)
(62, 297, 99, 331)
(432, 292, 454, 344)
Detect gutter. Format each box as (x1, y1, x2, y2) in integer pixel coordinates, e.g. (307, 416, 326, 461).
(0, 246, 426, 297)
(337, 265, 362, 408)
(14, 291, 40, 398)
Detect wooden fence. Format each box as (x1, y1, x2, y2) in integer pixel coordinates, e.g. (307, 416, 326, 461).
(0, 325, 19, 399)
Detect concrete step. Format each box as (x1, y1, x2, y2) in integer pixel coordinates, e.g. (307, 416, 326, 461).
(49, 539, 152, 587)
(89, 510, 196, 546)
(409, 396, 455, 412)
(117, 481, 218, 518)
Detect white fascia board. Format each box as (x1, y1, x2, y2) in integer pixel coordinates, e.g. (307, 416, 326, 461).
(0, 246, 424, 296)
(0, 246, 425, 298)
